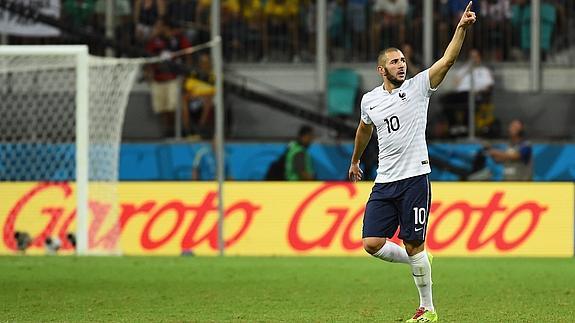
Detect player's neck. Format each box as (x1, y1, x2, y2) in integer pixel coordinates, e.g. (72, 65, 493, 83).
(383, 81, 400, 94)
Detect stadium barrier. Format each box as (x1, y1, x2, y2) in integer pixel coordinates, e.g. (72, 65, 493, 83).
(1, 143, 575, 181)
(1, 182, 573, 257)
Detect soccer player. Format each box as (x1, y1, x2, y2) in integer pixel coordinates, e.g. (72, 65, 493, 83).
(348, 2, 476, 322)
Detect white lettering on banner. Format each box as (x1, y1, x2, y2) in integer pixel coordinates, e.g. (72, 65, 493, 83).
(0, 0, 60, 37)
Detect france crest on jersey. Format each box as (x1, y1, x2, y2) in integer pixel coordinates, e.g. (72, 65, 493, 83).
(360, 69, 437, 183)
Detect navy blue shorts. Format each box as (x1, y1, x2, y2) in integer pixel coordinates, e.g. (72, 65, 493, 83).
(362, 174, 431, 241)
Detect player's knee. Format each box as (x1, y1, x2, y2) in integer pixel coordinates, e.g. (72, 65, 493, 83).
(404, 240, 424, 256)
(363, 238, 386, 255)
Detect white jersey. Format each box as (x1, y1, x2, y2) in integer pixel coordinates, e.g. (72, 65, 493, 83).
(360, 69, 437, 183)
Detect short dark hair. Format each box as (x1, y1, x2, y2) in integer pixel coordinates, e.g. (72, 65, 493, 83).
(298, 125, 314, 137)
(378, 47, 402, 66)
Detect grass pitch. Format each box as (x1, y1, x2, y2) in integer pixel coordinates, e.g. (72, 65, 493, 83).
(1, 256, 574, 322)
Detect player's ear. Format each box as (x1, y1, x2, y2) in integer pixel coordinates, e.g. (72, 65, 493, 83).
(377, 65, 385, 75)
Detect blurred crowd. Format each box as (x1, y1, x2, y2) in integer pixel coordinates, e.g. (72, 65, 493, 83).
(2, 0, 558, 181)
(5, 0, 572, 140)
(5, 0, 572, 64)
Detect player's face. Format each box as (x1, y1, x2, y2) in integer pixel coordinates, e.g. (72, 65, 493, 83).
(379, 50, 407, 87)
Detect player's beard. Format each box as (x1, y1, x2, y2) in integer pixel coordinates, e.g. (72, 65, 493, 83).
(384, 67, 405, 87)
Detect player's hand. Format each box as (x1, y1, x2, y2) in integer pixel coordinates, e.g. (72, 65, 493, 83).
(457, 1, 476, 29)
(348, 162, 363, 182)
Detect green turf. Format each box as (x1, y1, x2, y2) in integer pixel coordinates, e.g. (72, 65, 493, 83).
(1, 257, 574, 322)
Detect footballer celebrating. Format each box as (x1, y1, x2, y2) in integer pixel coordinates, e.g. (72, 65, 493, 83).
(348, 2, 476, 322)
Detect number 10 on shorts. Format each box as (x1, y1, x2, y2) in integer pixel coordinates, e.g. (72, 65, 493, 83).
(413, 207, 426, 225)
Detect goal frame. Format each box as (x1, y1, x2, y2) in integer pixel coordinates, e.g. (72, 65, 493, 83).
(0, 45, 90, 255)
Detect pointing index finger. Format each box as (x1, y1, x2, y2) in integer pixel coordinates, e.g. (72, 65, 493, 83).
(465, 1, 473, 12)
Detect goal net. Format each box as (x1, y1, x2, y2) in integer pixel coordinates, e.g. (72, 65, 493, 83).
(0, 46, 140, 255)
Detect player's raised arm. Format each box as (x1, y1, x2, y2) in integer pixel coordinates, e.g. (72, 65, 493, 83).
(349, 120, 373, 182)
(429, 1, 476, 89)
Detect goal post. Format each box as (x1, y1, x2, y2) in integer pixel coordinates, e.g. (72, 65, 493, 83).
(76, 46, 89, 255)
(0, 45, 139, 255)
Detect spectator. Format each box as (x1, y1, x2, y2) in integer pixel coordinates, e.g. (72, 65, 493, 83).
(285, 125, 315, 181)
(238, 0, 264, 61)
(238, 0, 264, 27)
(134, 0, 166, 42)
(182, 53, 215, 139)
(372, 0, 409, 54)
(167, 0, 200, 44)
(435, 0, 453, 59)
(196, 0, 256, 60)
(550, 0, 568, 50)
(327, 0, 344, 60)
(194, 0, 212, 43)
(262, 0, 300, 62)
(480, 0, 512, 61)
(345, 0, 369, 61)
(408, 0, 449, 60)
(440, 49, 494, 137)
(453, 49, 494, 94)
(223, 0, 261, 61)
(145, 18, 191, 138)
(486, 119, 532, 181)
(299, 0, 317, 62)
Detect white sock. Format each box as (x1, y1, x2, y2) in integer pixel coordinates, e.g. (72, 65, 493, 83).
(409, 250, 434, 311)
(372, 242, 409, 264)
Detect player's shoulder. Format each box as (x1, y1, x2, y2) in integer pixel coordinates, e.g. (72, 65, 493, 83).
(366, 85, 383, 96)
(410, 69, 429, 82)
(405, 69, 431, 91)
(361, 85, 383, 101)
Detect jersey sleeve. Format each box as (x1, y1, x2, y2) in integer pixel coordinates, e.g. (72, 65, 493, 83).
(414, 69, 437, 98)
(360, 95, 373, 124)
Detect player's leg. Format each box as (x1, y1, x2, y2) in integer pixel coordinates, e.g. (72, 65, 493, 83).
(363, 237, 409, 264)
(362, 184, 409, 264)
(404, 240, 435, 319)
(399, 175, 436, 322)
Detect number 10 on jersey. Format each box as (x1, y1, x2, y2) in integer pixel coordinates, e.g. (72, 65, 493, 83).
(384, 116, 400, 133)
(413, 207, 426, 225)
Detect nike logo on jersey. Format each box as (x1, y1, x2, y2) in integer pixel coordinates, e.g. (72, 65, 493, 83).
(415, 227, 424, 232)
(370, 104, 394, 111)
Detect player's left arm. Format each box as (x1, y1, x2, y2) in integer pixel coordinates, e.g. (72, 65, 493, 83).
(429, 1, 476, 89)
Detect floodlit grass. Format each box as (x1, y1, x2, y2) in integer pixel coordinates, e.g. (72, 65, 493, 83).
(1, 256, 574, 322)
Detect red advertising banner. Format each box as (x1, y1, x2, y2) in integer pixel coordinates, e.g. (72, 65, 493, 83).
(0, 182, 573, 256)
